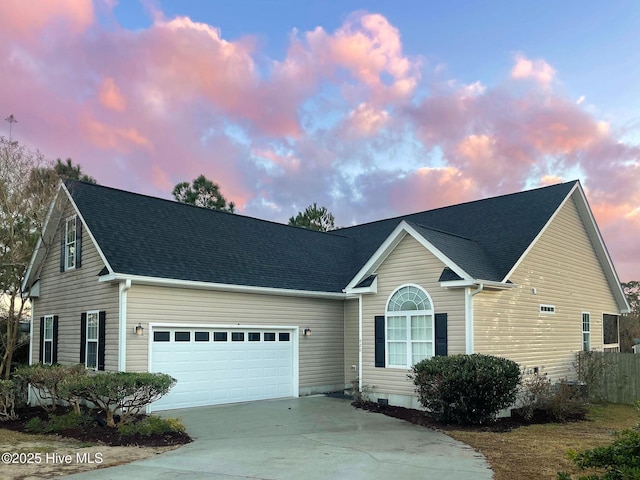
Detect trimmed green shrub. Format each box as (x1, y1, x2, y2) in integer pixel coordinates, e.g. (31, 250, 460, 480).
(25, 412, 91, 433)
(0, 380, 17, 421)
(558, 429, 640, 479)
(14, 364, 86, 413)
(117, 416, 186, 437)
(59, 372, 176, 427)
(24, 417, 46, 433)
(558, 401, 640, 479)
(410, 354, 521, 425)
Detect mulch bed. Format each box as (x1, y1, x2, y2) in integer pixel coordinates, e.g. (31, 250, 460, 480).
(352, 400, 577, 432)
(2, 407, 192, 447)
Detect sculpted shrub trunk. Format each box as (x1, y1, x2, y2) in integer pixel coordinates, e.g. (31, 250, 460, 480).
(60, 372, 176, 427)
(15, 364, 87, 413)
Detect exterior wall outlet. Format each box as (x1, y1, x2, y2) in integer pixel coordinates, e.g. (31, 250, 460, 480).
(351, 364, 357, 371)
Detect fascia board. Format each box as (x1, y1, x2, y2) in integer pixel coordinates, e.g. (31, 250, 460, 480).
(403, 222, 471, 280)
(572, 186, 631, 313)
(99, 273, 346, 300)
(21, 185, 62, 292)
(502, 182, 629, 314)
(343, 224, 409, 291)
(344, 221, 472, 291)
(61, 182, 114, 276)
(344, 276, 378, 295)
(501, 183, 577, 282)
(440, 279, 516, 289)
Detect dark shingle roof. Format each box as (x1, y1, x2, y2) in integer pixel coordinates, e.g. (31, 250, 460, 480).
(66, 179, 577, 292)
(333, 181, 577, 282)
(407, 222, 500, 280)
(67, 181, 355, 293)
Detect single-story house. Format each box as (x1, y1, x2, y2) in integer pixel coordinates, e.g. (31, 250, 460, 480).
(23, 179, 630, 411)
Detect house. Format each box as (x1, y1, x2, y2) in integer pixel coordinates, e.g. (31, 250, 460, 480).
(23, 179, 630, 411)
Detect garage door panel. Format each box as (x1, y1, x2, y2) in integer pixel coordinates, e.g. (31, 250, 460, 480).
(150, 327, 295, 411)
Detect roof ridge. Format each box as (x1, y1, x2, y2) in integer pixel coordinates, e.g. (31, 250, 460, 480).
(407, 221, 477, 242)
(334, 180, 580, 232)
(65, 179, 350, 237)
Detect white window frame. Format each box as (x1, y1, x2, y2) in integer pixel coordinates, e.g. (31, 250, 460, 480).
(65, 216, 77, 270)
(385, 285, 434, 368)
(582, 312, 591, 352)
(602, 313, 620, 352)
(43, 315, 54, 365)
(539, 304, 556, 314)
(86, 310, 100, 370)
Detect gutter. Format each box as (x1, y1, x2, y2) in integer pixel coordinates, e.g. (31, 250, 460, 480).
(100, 273, 346, 300)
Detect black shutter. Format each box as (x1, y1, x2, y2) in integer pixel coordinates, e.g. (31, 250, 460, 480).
(52, 316, 59, 364)
(60, 228, 65, 272)
(435, 313, 448, 357)
(80, 313, 87, 364)
(374, 315, 385, 368)
(39, 317, 44, 363)
(98, 311, 106, 371)
(75, 220, 82, 269)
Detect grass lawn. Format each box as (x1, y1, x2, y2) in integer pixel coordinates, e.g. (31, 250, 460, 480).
(446, 403, 639, 480)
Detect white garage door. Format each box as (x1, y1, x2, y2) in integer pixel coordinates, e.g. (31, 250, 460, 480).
(149, 327, 295, 411)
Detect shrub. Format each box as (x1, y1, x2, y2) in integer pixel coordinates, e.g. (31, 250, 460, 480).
(557, 402, 640, 479)
(410, 354, 521, 425)
(59, 372, 176, 427)
(25, 412, 91, 433)
(517, 373, 588, 422)
(24, 417, 46, 433)
(14, 364, 86, 413)
(117, 416, 185, 437)
(558, 429, 640, 479)
(0, 380, 18, 421)
(575, 351, 607, 402)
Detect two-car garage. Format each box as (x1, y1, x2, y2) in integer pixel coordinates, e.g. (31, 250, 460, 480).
(149, 326, 297, 411)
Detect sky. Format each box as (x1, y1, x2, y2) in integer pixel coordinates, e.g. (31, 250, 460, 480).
(0, 0, 638, 282)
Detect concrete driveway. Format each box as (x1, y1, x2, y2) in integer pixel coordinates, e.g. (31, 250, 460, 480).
(65, 395, 493, 479)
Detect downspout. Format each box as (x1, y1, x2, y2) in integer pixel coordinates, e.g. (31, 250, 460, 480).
(28, 298, 34, 405)
(358, 294, 363, 392)
(28, 298, 34, 366)
(465, 283, 484, 354)
(118, 279, 132, 372)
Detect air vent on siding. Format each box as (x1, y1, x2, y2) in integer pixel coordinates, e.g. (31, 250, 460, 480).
(540, 304, 556, 314)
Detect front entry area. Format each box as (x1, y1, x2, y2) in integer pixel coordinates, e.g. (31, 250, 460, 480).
(149, 326, 297, 411)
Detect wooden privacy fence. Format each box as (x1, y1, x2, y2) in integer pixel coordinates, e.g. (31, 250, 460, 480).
(578, 352, 640, 404)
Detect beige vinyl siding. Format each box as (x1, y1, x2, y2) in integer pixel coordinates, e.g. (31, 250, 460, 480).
(31, 203, 119, 370)
(474, 193, 619, 380)
(125, 285, 345, 391)
(343, 298, 359, 386)
(361, 234, 466, 397)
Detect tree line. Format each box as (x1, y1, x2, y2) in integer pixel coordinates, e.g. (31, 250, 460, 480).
(3, 135, 638, 380)
(172, 174, 336, 231)
(0, 138, 95, 377)
(0, 141, 335, 378)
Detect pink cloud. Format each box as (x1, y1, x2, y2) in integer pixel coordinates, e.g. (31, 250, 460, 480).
(343, 103, 389, 137)
(0, 3, 637, 281)
(389, 166, 478, 214)
(81, 113, 152, 152)
(0, 0, 94, 41)
(511, 53, 556, 88)
(286, 12, 421, 104)
(98, 77, 126, 112)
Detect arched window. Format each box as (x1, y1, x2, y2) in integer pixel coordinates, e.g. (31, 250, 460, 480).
(385, 285, 434, 367)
